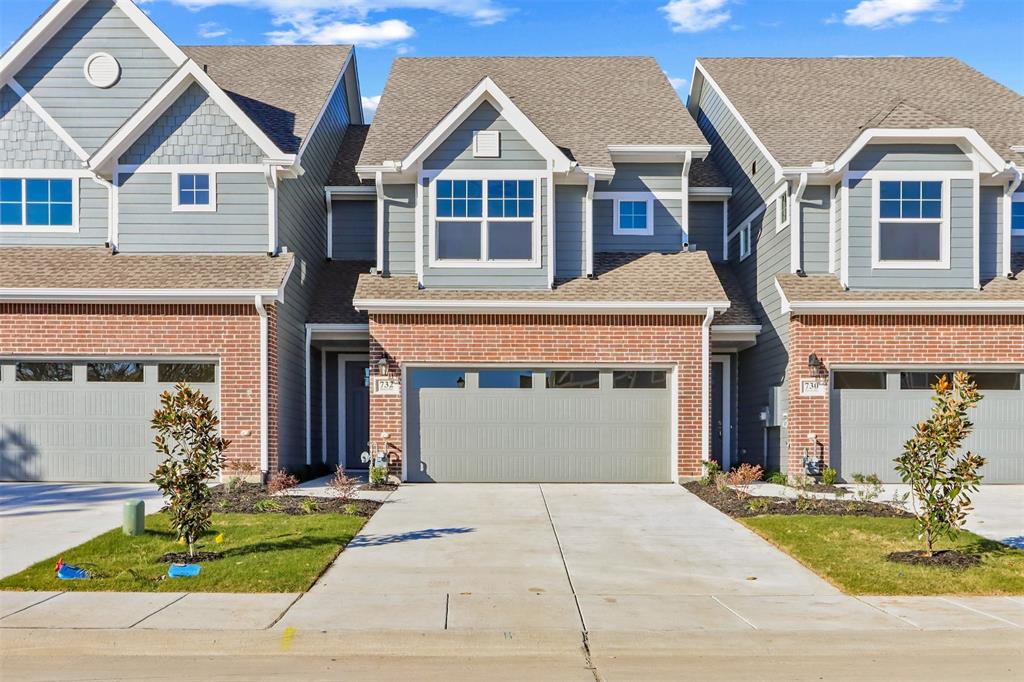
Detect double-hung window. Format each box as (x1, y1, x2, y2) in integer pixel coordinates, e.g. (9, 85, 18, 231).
(875, 179, 946, 267)
(738, 223, 752, 260)
(172, 172, 216, 212)
(0, 178, 74, 231)
(1012, 194, 1024, 237)
(433, 178, 537, 265)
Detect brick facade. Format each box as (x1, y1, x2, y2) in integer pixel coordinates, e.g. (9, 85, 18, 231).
(0, 302, 278, 474)
(368, 313, 707, 479)
(786, 314, 1024, 474)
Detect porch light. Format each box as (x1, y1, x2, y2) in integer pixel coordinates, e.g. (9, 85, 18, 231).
(808, 353, 822, 370)
(456, 377, 465, 389)
(376, 357, 389, 377)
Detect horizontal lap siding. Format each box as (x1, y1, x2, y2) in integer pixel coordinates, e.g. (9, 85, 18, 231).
(801, 185, 831, 273)
(15, 0, 177, 154)
(0, 85, 81, 169)
(331, 199, 376, 260)
(423, 101, 545, 171)
(688, 201, 725, 261)
(849, 144, 973, 172)
(980, 186, 1002, 281)
(383, 184, 415, 275)
(555, 185, 585, 278)
(117, 172, 268, 253)
(0, 179, 107, 247)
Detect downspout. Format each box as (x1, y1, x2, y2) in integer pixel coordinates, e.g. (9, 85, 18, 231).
(91, 173, 116, 252)
(701, 305, 715, 467)
(1005, 164, 1022, 277)
(584, 172, 595, 277)
(265, 166, 279, 256)
(790, 172, 808, 273)
(254, 295, 270, 477)
(681, 150, 692, 248)
(375, 171, 385, 275)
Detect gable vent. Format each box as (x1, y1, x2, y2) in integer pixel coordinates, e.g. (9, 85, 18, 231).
(83, 53, 121, 89)
(473, 130, 500, 158)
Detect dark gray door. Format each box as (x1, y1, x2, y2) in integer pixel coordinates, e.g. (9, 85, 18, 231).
(0, 359, 219, 482)
(711, 363, 724, 468)
(406, 367, 672, 483)
(832, 369, 1024, 483)
(344, 361, 369, 469)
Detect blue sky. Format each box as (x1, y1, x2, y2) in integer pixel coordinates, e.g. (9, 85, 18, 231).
(2, 0, 1021, 121)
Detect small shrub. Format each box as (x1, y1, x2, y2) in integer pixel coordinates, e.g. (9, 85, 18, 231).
(223, 457, 257, 478)
(329, 466, 359, 502)
(766, 471, 788, 486)
(789, 473, 812, 490)
(252, 498, 282, 513)
(795, 495, 816, 513)
(820, 467, 838, 487)
(699, 460, 722, 487)
(726, 463, 764, 497)
(226, 476, 243, 492)
(299, 498, 319, 515)
(267, 469, 299, 495)
(342, 503, 358, 515)
(748, 497, 773, 514)
(851, 473, 883, 503)
(369, 464, 390, 486)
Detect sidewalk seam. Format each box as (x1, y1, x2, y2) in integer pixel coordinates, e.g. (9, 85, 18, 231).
(0, 591, 65, 621)
(939, 597, 1021, 628)
(854, 597, 921, 630)
(710, 595, 758, 630)
(128, 593, 189, 629)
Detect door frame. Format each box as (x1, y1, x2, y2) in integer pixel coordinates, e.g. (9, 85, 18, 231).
(336, 353, 370, 469)
(711, 354, 732, 471)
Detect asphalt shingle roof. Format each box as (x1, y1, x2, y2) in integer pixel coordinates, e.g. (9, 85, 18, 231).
(712, 263, 758, 326)
(698, 57, 1024, 167)
(0, 247, 293, 291)
(359, 57, 708, 170)
(328, 125, 373, 186)
(308, 260, 372, 324)
(182, 45, 352, 154)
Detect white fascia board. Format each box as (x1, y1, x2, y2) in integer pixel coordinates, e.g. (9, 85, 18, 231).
(689, 186, 733, 197)
(711, 324, 762, 333)
(353, 298, 731, 315)
(608, 144, 710, 163)
(296, 50, 355, 164)
(307, 323, 370, 332)
(783, 299, 1024, 315)
(0, 288, 281, 303)
(775, 278, 792, 315)
(693, 60, 785, 183)
(89, 62, 291, 173)
(5, 78, 89, 162)
(325, 185, 377, 196)
(831, 128, 1007, 174)
(399, 77, 572, 173)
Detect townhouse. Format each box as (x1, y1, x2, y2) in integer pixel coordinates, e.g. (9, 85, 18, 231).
(0, 1, 1020, 485)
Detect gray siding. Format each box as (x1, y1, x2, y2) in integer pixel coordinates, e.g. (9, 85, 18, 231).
(555, 184, 585, 279)
(275, 74, 353, 472)
(594, 164, 685, 253)
(801, 185, 831, 274)
(689, 201, 725, 262)
(0, 178, 107, 247)
(847, 177, 975, 289)
(0, 85, 80, 169)
(331, 199, 376, 261)
(694, 77, 789, 470)
(832, 183, 842, 273)
(15, 0, 177, 153)
(849, 144, 973, 172)
(979, 186, 1002, 281)
(423, 101, 545, 171)
(597, 164, 684, 193)
(382, 184, 415, 275)
(120, 83, 265, 165)
(116, 171, 268, 253)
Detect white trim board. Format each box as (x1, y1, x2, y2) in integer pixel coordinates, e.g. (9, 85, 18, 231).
(0, 174, 80, 234)
(5, 78, 89, 161)
(353, 299, 731, 315)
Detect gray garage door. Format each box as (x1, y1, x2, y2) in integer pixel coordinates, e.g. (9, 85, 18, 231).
(406, 367, 672, 483)
(831, 369, 1024, 483)
(0, 359, 219, 482)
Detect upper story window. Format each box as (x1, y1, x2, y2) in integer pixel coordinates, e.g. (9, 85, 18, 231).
(775, 192, 790, 232)
(739, 223, 752, 260)
(0, 178, 75, 231)
(172, 172, 216, 212)
(874, 179, 947, 268)
(613, 197, 654, 236)
(431, 177, 539, 266)
(1012, 195, 1024, 236)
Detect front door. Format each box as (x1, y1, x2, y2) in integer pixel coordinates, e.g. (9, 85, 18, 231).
(710, 362, 724, 468)
(344, 361, 370, 469)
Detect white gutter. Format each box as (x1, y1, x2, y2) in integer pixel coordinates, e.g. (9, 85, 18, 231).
(0, 288, 281, 303)
(700, 305, 714, 465)
(681, 150, 692, 248)
(790, 172, 807, 273)
(353, 299, 731, 315)
(254, 295, 270, 476)
(584, 172, 595, 277)
(325, 188, 333, 260)
(783, 299, 1024, 315)
(1005, 163, 1022, 277)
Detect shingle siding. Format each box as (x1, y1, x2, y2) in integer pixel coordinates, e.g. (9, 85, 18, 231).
(0, 86, 81, 169)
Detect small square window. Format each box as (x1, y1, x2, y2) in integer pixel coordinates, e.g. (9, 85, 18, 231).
(175, 174, 214, 211)
(615, 199, 651, 235)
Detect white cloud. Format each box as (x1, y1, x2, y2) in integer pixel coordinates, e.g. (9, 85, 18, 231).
(661, 0, 731, 33)
(362, 95, 381, 121)
(158, 0, 509, 25)
(664, 72, 688, 90)
(197, 21, 228, 38)
(842, 0, 962, 29)
(268, 18, 414, 46)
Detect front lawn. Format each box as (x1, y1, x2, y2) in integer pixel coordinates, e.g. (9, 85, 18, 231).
(742, 515, 1024, 595)
(0, 511, 366, 593)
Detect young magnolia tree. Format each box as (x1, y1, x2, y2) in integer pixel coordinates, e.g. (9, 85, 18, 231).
(151, 383, 230, 558)
(894, 371, 986, 556)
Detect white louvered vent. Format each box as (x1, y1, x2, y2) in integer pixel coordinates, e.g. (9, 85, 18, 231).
(472, 130, 500, 158)
(83, 53, 121, 89)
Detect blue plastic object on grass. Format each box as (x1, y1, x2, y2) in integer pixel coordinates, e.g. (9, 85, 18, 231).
(55, 558, 90, 580)
(168, 563, 201, 578)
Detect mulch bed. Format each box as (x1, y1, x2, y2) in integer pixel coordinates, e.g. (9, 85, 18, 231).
(158, 551, 224, 564)
(887, 550, 981, 569)
(683, 481, 912, 519)
(209, 483, 381, 517)
(793, 483, 845, 494)
(364, 483, 399, 491)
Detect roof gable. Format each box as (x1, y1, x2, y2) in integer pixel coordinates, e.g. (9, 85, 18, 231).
(0, 84, 82, 169)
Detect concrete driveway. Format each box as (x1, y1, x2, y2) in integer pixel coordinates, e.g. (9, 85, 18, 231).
(0, 483, 164, 578)
(280, 484, 915, 634)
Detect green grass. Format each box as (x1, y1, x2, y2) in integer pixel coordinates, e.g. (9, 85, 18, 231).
(0, 512, 366, 593)
(741, 515, 1024, 595)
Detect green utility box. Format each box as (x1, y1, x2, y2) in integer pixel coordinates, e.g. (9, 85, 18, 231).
(122, 500, 145, 536)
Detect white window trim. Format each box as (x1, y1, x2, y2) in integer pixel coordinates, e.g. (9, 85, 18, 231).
(871, 176, 950, 270)
(775, 191, 790, 233)
(1012, 192, 1024, 237)
(610, 193, 655, 236)
(738, 223, 752, 260)
(0, 172, 80, 234)
(427, 172, 542, 269)
(171, 171, 217, 213)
